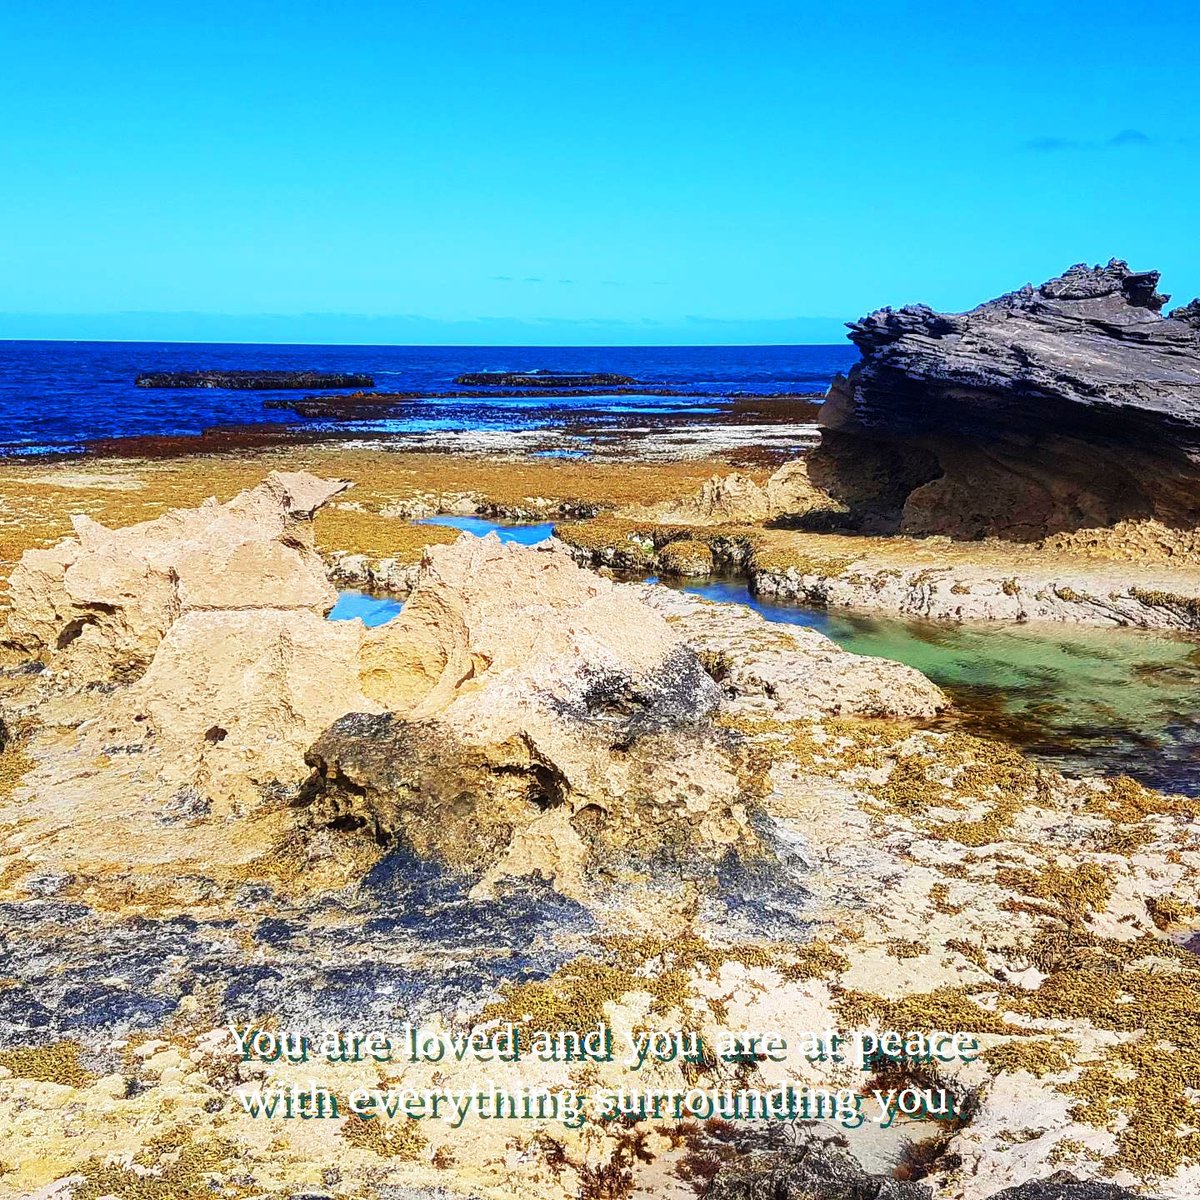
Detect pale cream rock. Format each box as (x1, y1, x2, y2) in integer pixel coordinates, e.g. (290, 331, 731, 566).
(4, 470, 348, 681)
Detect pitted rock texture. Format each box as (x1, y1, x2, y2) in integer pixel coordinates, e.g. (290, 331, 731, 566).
(4, 479, 1200, 1198)
(811, 259, 1200, 543)
(704, 1140, 932, 1199)
(3, 470, 348, 683)
(304, 536, 757, 899)
(0, 482, 949, 907)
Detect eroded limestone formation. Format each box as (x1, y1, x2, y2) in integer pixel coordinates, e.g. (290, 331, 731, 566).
(0, 475, 943, 905)
(808, 259, 1200, 545)
(3, 475, 1200, 1199)
(5, 470, 348, 683)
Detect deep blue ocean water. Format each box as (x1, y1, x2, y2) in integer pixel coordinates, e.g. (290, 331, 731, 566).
(0, 341, 856, 453)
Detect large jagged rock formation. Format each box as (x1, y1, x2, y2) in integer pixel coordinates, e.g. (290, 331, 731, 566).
(4, 470, 348, 682)
(0, 476, 945, 906)
(306, 535, 752, 899)
(809, 260, 1200, 544)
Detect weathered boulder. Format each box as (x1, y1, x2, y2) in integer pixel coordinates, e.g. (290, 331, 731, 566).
(118, 609, 380, 808)
(304, 536, 758, 898)
(4, 471, 347, 682)
(809, 259, 1200, 544)
(704, 1140, 931, 1199)
(0, 481, 945, 902)
(669, 471, 772, 523)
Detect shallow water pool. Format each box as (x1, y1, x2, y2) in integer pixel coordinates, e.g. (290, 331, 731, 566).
(418, 515, 556, 544)
(667, 578, 1200, 794)
(327, 590, 405, 627)
(329, 519, 1200, 793)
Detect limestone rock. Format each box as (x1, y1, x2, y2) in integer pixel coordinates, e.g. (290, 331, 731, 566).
(640, 584, 947, 719)
(4, 470, 348, 683)
(118, 609, 380, 806)
(304, 536, 758, 898)
(763, 458, 849, 527)
(619, 459, 845, 528)
(811, 259, 1200, 544)
(619, 471, 770, 524)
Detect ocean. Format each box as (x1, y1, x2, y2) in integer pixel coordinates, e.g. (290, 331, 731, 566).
(0, 341, 857, 453)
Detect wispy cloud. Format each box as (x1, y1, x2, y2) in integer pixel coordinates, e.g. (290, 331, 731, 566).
(1025, 128, 1154, 152)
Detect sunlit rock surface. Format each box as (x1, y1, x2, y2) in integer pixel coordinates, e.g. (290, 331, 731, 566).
(0, 475, 1199, 1198)
(809, 259, 1200, 545)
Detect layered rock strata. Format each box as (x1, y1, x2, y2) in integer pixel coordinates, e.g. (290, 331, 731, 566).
(808, 260, 1200, 544)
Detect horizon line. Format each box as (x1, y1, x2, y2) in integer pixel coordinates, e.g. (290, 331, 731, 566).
(0, 336, 853, 349)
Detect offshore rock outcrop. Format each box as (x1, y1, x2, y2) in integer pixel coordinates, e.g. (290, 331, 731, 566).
(453, 369, 636, 387)
(810, 260, 1200, 544)
(135, 369, 374, 389)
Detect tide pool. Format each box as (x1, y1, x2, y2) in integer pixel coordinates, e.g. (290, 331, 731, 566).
(329, 518, 1200, 793)
(419, 515, 556, 544)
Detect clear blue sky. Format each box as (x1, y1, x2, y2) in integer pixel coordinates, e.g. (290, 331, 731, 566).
(2, 0, 1198, 344)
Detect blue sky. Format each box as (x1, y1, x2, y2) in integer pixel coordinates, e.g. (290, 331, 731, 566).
(1, 0, 1198, 344)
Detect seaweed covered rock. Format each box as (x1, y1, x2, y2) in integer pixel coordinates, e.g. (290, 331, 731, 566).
(704, 1140, 931, 1199)
(810, 260, 1200, 545)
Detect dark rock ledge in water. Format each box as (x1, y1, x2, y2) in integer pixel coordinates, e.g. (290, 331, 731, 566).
(135, 369, 374, 389)
(809, 258, 1200, 544)
(453, 369, 637, 387)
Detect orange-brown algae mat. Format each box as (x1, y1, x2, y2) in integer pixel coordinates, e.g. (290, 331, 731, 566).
(0, 447, 754, 588)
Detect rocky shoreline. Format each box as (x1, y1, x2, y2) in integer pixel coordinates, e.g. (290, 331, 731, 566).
(0, 472, 1198, 1198)
(3, 261, 1200, 1198)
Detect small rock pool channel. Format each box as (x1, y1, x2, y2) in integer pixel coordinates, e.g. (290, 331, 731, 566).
(329, 517, 1200, 797)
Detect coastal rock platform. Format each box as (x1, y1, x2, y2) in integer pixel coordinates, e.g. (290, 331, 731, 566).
(1, 470, 1199, 1197)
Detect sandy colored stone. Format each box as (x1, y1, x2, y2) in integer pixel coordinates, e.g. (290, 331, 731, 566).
(3, 470, 347, 682)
